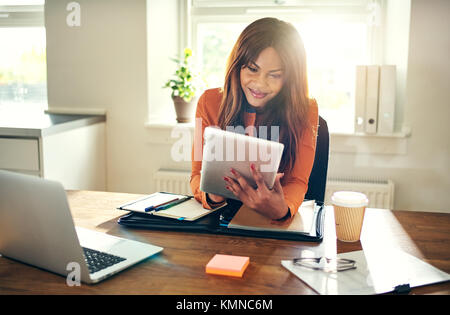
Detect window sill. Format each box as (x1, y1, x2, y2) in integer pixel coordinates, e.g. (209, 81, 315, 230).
(145, 121, 411, 155)
(145, 120, 195, 145)
(145, 120, 194, 130)
(330, 128, 411, 155)
(332, 129, 411, 139)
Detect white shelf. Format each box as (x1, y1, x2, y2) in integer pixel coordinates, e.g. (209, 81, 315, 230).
(145, 121, 412, 155)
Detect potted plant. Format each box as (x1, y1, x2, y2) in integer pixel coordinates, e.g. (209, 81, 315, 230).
(164, 48, 199, 123)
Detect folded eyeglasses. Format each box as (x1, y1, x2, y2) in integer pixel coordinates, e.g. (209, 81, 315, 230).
(292, 257, 357, 272)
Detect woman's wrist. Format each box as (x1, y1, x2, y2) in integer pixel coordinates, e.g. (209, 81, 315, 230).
(206, 193, 225, 206)
(274, 205, 291, 221)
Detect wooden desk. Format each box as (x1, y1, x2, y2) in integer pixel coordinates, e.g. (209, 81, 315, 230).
(0, 190, 449, 295)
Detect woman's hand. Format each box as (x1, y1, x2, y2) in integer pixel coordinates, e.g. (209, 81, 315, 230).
(224, 164, 289, 220)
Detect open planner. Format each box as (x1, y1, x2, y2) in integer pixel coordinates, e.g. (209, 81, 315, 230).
(117, 192, 226, 221)
(117, 194, 325, 242)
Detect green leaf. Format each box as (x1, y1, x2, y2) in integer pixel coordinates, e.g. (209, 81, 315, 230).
(164, 47, 198, 100)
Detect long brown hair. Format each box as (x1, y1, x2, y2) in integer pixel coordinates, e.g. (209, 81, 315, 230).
(218, 17, 311, 182)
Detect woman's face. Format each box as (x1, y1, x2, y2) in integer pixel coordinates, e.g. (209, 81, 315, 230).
(240, 46, 285, 109)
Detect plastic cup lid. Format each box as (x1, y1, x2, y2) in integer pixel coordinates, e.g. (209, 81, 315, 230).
(331, 191, 369, 208)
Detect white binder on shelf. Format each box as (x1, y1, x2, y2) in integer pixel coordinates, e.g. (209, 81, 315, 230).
(354, 65, 367, 133)
(365, 65, 380, 134)
(378, 65, 396, 134)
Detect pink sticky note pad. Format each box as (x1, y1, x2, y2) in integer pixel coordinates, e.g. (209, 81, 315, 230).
(205, 254, 250, 277)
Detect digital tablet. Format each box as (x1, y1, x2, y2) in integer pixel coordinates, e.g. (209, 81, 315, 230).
(199, 126, 284, 201)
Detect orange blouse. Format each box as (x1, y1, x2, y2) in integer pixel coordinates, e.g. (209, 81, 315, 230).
(190, 88, 318, 217)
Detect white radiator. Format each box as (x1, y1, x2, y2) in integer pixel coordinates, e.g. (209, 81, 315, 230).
(153, 169, 395, 209)
(153, 169, 192, 195)
(325, 178, 395, 209)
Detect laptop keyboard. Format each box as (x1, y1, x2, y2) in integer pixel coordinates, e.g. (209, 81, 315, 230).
(82, 247, 126, 274)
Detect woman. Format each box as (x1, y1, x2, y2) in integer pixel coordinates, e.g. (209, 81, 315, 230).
(190, 17, 318, 221)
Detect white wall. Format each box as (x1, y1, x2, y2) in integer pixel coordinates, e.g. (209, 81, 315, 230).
(383, 0, 411, 131)
(45, 0, 450, 212)
(147, 0, 180, 122)
(42, 122, 106, 190)
(45, 0, 179, 193)
(402, 0, 450, 211)
(328, 0, 450, 212)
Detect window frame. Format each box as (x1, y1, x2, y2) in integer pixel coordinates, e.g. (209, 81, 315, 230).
(0, 4, 46, 108)
(0, 5, 44, 27)
(182, 0, 386, 134)
(188, 0, 384, 65)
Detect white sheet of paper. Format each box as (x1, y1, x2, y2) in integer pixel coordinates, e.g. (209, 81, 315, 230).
(153, 198, 226, 221)
(118, 192, 187, 212)
(228, 200, 315, 234)
(282, 249, 450, 295)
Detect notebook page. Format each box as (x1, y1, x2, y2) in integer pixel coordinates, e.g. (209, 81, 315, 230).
(154, 198, 226, 221)
(119, 192, 187, 212)
(228, 200, 315, 234)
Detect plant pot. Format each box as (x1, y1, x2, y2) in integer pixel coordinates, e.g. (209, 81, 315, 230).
(172, 96, 197, 123)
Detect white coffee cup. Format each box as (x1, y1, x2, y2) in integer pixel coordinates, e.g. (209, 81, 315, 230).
(331, 191, 369, 242)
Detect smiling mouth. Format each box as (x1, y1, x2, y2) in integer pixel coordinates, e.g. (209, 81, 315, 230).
(248, 88, 268, 99)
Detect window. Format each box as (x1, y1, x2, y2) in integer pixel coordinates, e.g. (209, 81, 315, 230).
(188, 0, 383, 133)
(0, 0, 47, 111)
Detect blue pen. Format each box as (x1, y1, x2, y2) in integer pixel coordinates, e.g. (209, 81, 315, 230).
(154, 196, 192, 212)
(144, 197, 179, 212)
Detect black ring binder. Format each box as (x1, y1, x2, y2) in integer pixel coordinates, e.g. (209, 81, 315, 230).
(117, 200, 325, 242)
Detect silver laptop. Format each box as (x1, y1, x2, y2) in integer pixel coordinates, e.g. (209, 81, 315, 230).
(200, 126, 284, 200)
(0, 170, 163, 284)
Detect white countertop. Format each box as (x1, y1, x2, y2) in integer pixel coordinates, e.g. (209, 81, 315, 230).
(0, 105, 106, 137)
